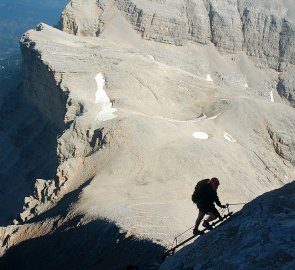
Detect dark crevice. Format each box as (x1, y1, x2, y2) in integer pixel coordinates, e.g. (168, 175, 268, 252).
(208, 2, 214, 45)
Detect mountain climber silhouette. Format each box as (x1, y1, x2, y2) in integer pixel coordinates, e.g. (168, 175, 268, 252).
(192, 178, 227, 235)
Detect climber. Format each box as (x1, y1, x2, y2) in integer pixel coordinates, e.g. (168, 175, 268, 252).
(192, 177, 227, 235)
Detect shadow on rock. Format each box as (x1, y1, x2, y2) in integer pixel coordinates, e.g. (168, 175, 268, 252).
(0, 80, 66, 226)
(0, 216, 165, 270)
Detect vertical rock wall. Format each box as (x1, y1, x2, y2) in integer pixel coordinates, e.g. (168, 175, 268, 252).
(20, 34, 68, 130)
(58, 0, 295, 70)
(58, 0, 295, 107)
(58, 0, 105, 36)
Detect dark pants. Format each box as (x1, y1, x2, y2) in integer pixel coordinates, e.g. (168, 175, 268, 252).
(194, 205, 221, 230)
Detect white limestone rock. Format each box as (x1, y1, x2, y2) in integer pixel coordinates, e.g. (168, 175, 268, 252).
(1, 1, 295, 268)
(58, 0, 106, 36)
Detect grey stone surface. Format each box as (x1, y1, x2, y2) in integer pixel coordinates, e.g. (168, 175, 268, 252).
(58, 0, 105, 36)
(277, 68, 295, 108)
(58, 0, 295, 104)
(1, 1, 295, 269)
(209, 0, 243, 53)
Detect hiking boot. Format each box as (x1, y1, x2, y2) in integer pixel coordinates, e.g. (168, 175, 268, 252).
(202, 220, 213, 230)
(193, 228, 204, 235)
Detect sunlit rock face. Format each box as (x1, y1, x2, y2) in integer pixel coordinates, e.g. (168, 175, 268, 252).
(0, 1, 295, 269)
(59, 0, 295, 105)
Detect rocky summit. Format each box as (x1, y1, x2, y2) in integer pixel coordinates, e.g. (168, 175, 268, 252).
(0, 0, 295, 269)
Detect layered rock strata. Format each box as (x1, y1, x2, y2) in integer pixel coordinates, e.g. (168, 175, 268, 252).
(0, 0, 295, 269)
(59, 0, 295, 106)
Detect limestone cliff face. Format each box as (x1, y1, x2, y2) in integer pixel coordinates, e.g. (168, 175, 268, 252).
(58, 0, 295, 107)
(20, 31, 68, 130)
(114, 0, 221, 47)
(277, 67, 295, 107)
(58, 0, 105, 36)
(115, 0, 281, 59)
(10, 25, 109, 224)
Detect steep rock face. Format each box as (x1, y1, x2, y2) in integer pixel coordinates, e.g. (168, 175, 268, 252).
(115, 0, 209, 46)
(58, 0, 105, 36)
(267, 121, 295, 166)
(241, 7, 281, 69)
(58, 0, 295, 106)
(0, 86, 61, 226)
(9, 25, 111, 224)
(20, 32, 68, 130)
(182, 0, 211, 44)
(277, 68, 295, 107)
(279, 19, 295, 68)
(115, 0, 295, 69)
(238, 0, 295, 71)
(208, 0, 243, 53)
(160, 182, 295, 270)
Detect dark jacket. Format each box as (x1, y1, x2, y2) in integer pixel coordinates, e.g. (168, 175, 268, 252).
(194, 179, 222, 213)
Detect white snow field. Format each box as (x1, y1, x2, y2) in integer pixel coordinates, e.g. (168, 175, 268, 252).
(95, 73, 117, 121)
(192, 132, 209, 140)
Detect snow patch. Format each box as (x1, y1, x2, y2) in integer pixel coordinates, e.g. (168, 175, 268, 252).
(134, 112, 220, 124)
(208, 113, 221, 120)
(206, 74, 213, 82)
(157, 117, 199, 123)
(270, 90, 274, 102)
(157, 113, 207, 123)
(147, 55, 155, 60)
(150, 112, 221, 123)
(192, 132, 209, 140)
(95, 73, 117, 121)
(245, 83, 248, 88)
(224, 132, 236, 143)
